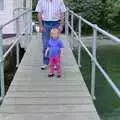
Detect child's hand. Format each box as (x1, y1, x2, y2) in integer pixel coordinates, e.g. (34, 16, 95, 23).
(45, 52, 47, 57)
(60, 49, 64, 58)
(45, 48, 49, 57)
(58, 26, 63, 33)
(60, 53, 63, 58)
(45, 51, 48, 57)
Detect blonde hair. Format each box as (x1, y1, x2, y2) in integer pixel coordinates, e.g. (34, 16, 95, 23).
(51, 28, 59, 35)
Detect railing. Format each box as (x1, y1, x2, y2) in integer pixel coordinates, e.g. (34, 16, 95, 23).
(0, 8, 32, 100)
(65, 8, 120, 100)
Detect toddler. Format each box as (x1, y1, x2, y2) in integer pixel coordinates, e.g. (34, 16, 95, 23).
(45, 28, 64, 77)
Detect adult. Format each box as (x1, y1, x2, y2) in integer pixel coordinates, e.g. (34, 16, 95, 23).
(35, 0, 66, 70)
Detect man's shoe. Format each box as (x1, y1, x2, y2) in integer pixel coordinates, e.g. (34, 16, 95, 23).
(41, 65, 47, 70)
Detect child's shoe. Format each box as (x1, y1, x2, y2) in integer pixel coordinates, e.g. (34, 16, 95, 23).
(57, 75, 61, 78)
(48, 73, 54, 77)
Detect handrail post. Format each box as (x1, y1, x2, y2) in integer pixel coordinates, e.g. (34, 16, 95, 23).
(16, 18, 20, 67)
(22, 11, 28, 50)
(91, 25, 97, 100)
(78, 17, 82, 67)
(0, 26, 4, 98)
(28, 11, 32, 44)
(25, 12, 28, 49)
(27, 11, 32, 44)
(29, 10, 32, 37)
(71, 13, 74, 49)
(65, 9, 69, 41)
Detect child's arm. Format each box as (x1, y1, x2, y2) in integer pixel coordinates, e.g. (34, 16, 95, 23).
(60, 48, 64, 57)
(45, 48, 49, 57)
(45, 40, 51, 56)
(59, 40, 64, 57)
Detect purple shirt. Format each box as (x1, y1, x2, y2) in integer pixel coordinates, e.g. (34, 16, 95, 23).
(48, 38, 64, 57)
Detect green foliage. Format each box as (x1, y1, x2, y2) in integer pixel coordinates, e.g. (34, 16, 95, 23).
(32, 0, 37, 21)
(104, 0, 120, 30)
(32, 0, 37, 10)
(64, 0, 120, 31)
(65, 0, 104, 24)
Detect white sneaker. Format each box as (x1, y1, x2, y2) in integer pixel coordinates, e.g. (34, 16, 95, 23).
(41, 64, 47, 70)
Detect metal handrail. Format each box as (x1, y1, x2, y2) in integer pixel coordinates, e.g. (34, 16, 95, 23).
(0, 8, 32, 99)
(1, 9, 32, 61)
(0, 9, 32, 30)
(65, 8, 120, 99)
(3, 23, 31, 60)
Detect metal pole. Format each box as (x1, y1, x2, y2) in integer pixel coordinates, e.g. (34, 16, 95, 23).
(78, 18, 82, 67)
(65, 9, 69, 41)
(26, 12, 29, 46)
(71, 14, 74, 49)
(24, 12, 28, 50)
(65, 11, 67, 36)
(16, 18, 20, 67)
(30, 9, 32, 37)
(26, 11, 30, 48)
(91, 25, 97, 100)
(0, 27, 4, 97)
(30, 0, 32, 36)
(28, 11, 32, 44)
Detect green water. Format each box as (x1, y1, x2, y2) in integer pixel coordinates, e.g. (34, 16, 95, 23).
(73, 45, 120, 120)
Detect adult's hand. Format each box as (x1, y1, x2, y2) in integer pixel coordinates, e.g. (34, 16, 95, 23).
(39, 26, 44, 32)
(58, 25, 63, 33)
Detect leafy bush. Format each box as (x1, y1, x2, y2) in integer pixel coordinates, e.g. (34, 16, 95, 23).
(65, 0, 104, 24)
(65, 0, 120, 32)
(104, 0, 120, 30)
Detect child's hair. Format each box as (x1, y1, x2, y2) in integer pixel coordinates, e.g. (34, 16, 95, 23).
(51, 28, 60, 36)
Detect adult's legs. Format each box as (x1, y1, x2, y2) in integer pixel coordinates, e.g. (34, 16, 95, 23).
(41, 21, 60, 69)
(42, 24, 50, 65)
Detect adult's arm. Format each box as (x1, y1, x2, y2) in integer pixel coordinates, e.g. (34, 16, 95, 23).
(35, 0, 44, 32)
(59, 0, 66, 31)
(38, 12, 43, 27)
(60, 12, 65, 27)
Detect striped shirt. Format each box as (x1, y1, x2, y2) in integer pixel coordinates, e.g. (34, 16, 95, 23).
(35, 0, 66, 21)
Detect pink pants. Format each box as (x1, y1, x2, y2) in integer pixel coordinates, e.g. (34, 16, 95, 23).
(49, 56, 61, 75)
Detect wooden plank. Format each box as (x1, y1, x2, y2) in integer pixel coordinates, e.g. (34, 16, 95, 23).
(10, 81, 84, 86)
(11, 80, 83, 84)
(0, 104, 96, 113)
(6, 91, 90, 98)
(9, 85, 86, 90)
(8, 87, 88, 92)
(0, 113, 100, 120)
(3, 97, 92, 105)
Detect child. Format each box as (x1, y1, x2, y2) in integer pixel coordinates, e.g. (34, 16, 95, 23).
(45, 28, 64, 77)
